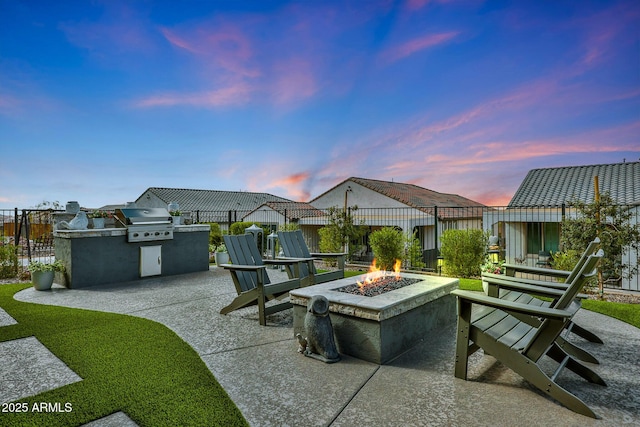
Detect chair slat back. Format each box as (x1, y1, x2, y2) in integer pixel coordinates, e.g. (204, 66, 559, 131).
(563, 238, 601, 284)
(523, 250, 603, 359)
(278, 230, 314, 277)
(224, 234, 271, 292)
(554, 249, 603, 310)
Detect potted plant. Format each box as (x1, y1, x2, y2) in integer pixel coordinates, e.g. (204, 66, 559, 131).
(28, 260, 65, 291)
(214, 244, 229, 266)
(169, 210, 182, 225)
(88, 210, 110, 229)
(480, 257, 505, 294)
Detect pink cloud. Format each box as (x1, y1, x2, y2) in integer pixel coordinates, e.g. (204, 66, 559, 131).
(245, 167, 313, 201)
(568, 1, 640, 69)
(380, 31, 459, 63)
(270, 58, 318, 105)
(133, 82, 252, 108)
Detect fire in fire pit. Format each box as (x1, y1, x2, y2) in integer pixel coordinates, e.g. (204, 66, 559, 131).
(335, 258, 420, 297)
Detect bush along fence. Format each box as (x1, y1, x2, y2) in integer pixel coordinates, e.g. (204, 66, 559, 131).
(2, 203, 639, 292)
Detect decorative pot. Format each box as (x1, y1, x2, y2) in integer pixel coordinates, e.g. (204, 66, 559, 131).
(92, 217, 105, 229)
(215, 252, 229, 266)
(32, 271, 55, 291)
(172, 216, 181, 225)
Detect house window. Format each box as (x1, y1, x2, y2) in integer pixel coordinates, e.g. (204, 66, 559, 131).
(526, 222, 560, 254)
(442, 220, 457, 231)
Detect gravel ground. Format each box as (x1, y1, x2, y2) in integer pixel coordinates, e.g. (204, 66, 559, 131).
(586, 292, 640, 304)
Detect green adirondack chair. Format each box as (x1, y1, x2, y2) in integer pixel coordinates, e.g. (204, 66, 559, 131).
(219, 234, 315, 326)
(278, 230, 346, 284)
(482, 238, 603, 363)
(453, 250, 605, 418)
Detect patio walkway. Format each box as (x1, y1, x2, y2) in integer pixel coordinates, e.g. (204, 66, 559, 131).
(10, 267, 640, 426)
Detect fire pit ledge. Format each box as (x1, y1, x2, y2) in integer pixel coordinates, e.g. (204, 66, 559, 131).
(290, 273, 459, 364)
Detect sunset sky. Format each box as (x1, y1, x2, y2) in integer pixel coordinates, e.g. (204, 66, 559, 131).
(1, 0, 639, 209)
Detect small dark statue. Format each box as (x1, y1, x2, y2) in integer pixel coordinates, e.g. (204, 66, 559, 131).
(297, 295, 340, 363)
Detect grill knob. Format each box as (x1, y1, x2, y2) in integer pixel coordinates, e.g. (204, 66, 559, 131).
(144, 232, 150, 236)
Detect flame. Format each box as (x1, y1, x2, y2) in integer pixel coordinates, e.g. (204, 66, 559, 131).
(357, 258, 402, 290)
(393, 259, 402, 279)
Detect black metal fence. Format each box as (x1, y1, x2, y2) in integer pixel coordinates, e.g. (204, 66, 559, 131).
(2, 205, 638, 291)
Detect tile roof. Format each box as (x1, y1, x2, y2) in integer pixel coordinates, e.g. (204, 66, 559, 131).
(137, 187, 292, 212)
(509, 161, 640, 207)
(245, 201, 325, 220)
(348, 177, 485, 209)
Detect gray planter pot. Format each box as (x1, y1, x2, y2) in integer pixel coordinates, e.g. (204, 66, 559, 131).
(32, 271, 55, 291)
(215, 252, 229, 266)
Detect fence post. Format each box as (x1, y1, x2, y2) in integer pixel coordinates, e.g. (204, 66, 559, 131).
(433, 205, 438, 251)
(14, 208, 18, 246)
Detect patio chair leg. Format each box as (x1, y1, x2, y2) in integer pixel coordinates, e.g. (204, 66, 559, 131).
(454, 301, 472, 380)
(567, 322, 604, 344)
(547, 344, 606, 386)
(556, 336, 599, 364)
(482, 339, 599, 418)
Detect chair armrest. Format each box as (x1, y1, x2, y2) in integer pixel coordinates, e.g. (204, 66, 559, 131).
(483, 276, 566, 298)
(451, 290, 572, 320)
(504, 263, 570, 278)
(219, 264, 266, 271)
(483, 272, 569, 291)
(309, 252, 347, 258)
(269, 257, 316, 265)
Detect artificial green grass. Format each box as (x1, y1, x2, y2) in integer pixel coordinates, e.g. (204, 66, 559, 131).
(457, 278, 484, 292)
(0, 283, 248, 427)
(582, 299, 640, 329)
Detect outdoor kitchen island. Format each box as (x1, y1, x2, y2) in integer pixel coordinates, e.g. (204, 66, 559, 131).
(290, 273, 458, 364)
(54, 221, 210, 289)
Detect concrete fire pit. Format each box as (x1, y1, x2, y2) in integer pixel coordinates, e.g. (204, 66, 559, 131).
(290, 273, 458, 364)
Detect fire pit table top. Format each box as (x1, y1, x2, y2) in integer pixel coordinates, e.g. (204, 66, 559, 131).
(290, 272, 458, 321)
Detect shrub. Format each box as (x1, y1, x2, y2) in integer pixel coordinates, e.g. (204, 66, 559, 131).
(405, 233, 426, 269)
(561, 192, 640, 292)
(317, 206, 366, 260)
(369, 227, 404, 271)
(440, 229, 488, 278)
(551, 249, 598, 290)
(551, 249, 581, 272)
(318, 226, 343, 253)
(0, 244, 18, 279)
(230, 222, 259, 235)
(207, 223, 223, 250)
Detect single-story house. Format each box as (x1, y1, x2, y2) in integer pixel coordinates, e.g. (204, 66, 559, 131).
(135, 187, 292, 230)
(242, 201, 325, 228)
(483, 161, 639, 291)
(298, 177, 485, 263)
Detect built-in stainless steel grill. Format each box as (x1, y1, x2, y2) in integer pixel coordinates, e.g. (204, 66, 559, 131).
(115, 208, 174, 242)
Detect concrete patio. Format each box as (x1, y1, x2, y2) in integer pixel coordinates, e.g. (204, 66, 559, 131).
(6, 266, 640, 426)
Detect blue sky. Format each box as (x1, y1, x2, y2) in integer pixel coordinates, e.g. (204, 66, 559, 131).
(1, 0, 638, 209)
